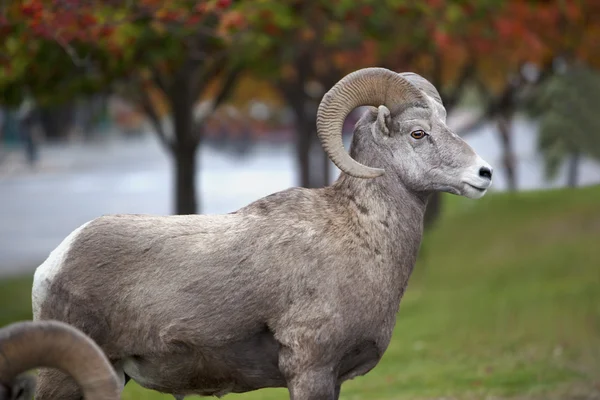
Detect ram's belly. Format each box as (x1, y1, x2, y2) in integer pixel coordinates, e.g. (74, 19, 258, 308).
(122, 331, 285, 396)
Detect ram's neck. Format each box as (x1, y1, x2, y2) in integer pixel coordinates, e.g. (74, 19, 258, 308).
(331, 173, 429, 297)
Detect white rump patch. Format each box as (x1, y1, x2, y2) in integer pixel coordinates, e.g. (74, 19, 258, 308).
(32, 221, 92, 318)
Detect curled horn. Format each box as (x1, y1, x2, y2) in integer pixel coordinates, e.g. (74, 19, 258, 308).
(0, 320, 120, 400)
(316, 67, 427, 178)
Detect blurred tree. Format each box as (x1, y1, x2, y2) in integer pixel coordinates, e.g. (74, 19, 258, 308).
(3, 0, 598, 219)
(455, 0, 600, 191)
(239, 0, 500, 229)
(238, 1, 368, 188)
(109, 1, 246, 215)
(377, 1, 499, 227)
(0, 0, 247, 215)
(523, 64, 600, 187)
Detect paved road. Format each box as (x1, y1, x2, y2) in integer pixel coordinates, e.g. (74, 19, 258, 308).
(1, 120, 599, 276)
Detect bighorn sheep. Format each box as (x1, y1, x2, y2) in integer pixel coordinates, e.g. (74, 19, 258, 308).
(0, 320, 119, 400)
(32, 67, 493, 399)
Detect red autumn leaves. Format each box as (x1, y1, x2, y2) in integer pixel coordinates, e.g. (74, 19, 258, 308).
(11, 0, 113, 43)
(8, 0, 239, 46)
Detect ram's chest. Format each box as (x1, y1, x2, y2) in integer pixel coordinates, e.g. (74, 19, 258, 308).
(326, 304, 398, 383)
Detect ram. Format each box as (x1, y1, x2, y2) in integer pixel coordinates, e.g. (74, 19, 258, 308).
(0, 320, 119, 400)
(32, 67, 493, 400)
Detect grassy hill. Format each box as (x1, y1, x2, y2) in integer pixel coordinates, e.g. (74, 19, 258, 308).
(1, 185, 599, 399)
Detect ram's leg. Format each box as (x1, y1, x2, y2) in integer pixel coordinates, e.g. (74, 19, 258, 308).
(334, 384, 341, 400)
(112, 361, 130, 391)
(278, 324, 342, 400)
(285, 368, 338, 400)
(280, 349, 337, 400)
(35, 368, 82, 400)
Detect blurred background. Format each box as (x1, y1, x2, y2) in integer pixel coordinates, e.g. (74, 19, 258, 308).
(0, 0, 599, 399)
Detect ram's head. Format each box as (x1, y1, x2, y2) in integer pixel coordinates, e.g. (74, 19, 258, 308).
(317, 67, 493, 199)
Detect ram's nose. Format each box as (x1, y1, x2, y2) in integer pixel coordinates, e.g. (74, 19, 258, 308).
(479, 166, 493, 180)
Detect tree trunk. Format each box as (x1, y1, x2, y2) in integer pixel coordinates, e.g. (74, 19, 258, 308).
(279, 65, 332, 189)
(169, 80, 201, 215)
(280, 87, 311, 188)
(39, 103, 75, 141)
(321, 146, 331, 186)
(567, 151, 580, 188)
(289, 95, 330, 189)
(497, 114, 517, 191)
(296, 116, 312, 188)
(306, 120, 329, 188)
(172, 145, 198, 215)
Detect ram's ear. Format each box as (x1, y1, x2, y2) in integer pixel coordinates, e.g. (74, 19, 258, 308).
(372, 105, 392, 137)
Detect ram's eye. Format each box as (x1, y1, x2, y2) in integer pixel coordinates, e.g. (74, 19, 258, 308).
(410, 130, 427, 139)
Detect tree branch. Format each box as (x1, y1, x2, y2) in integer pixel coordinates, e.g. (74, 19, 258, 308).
(456, 60, 557, 138)
(213, 64, 243, 108)
(150, 68, 170, 95)
(53, 34, 94, 70)
(454, 112, 492, 137)
(431, 50, 443, 89)
(189, 64, 243, 141)
(276, 78, 303, 114)
(454, 78, 516, 138)
(138, 85, 173, 151)
(191, 52, 227, 101)
(186, 28, 247, 62)
(443, 61, 475, 111)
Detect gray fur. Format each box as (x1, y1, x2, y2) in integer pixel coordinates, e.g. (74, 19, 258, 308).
(31, 72, 492, 400)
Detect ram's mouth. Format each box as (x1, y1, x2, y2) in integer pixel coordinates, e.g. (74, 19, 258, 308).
(466, 183, 486, 192)
(461, 181, 490, 199)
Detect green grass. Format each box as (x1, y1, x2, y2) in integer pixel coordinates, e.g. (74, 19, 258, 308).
(1, 185, 599, 399)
